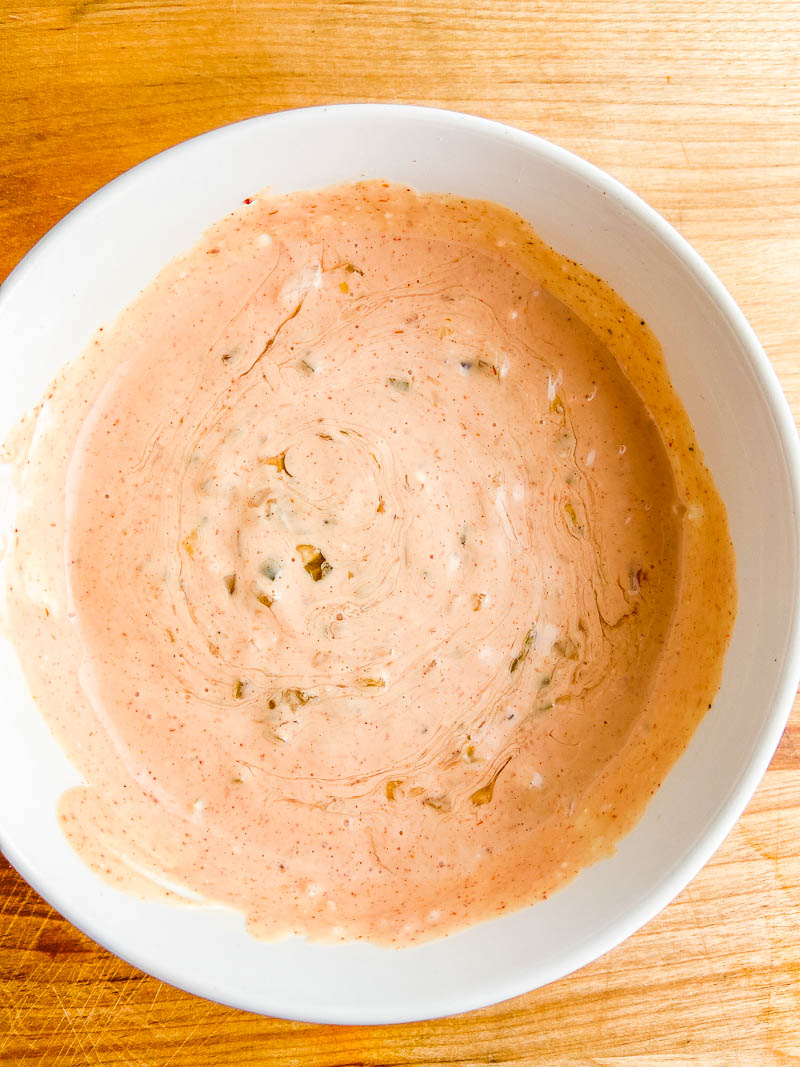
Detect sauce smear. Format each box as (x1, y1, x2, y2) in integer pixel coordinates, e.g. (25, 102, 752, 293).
(2, 182, 736, 945)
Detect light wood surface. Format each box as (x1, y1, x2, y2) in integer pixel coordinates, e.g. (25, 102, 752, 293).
(2, 1, 799, 1062)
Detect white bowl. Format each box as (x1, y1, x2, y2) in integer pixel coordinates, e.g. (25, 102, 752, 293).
(1, 105, 798, 1024)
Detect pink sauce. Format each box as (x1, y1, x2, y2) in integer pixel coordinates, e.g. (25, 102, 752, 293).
(2, 182, 736, 944)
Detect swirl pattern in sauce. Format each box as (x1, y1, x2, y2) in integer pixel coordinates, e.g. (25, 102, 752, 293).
(2, 182, 736, 944)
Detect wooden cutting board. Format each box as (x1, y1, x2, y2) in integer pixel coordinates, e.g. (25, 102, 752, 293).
(1, 1, 798, 1062)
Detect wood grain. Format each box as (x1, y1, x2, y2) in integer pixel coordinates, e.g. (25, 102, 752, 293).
(1, 0, 799, 1062)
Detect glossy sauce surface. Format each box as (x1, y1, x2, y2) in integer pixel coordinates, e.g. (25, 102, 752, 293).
(2, 182, 735, 944)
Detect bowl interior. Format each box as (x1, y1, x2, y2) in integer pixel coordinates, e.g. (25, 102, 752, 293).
(1, 105, 798, 1023)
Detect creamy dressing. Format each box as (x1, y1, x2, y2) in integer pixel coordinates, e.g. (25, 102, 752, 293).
(2, 182, 736, 944)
